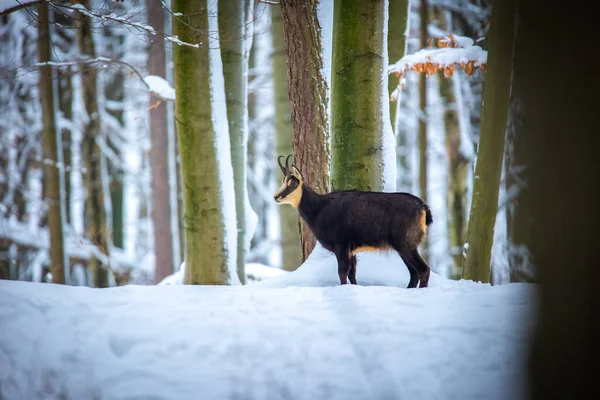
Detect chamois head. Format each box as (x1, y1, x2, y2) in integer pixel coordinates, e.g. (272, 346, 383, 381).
(273, 155, 303, 207)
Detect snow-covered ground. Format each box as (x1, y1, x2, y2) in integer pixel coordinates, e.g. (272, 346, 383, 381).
(0, 248, 536, 400)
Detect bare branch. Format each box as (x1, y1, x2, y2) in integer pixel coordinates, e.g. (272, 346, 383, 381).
(34, 56, 150, 89)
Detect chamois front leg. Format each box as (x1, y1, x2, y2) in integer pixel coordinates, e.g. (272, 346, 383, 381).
(334, 246, 351, 285)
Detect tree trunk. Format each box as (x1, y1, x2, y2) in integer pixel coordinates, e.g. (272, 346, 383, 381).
(219, 0, 252, 283)
(387, 0, 409, 132)
(147, 0, 176, 283)
(435, 7, 469, 279)
(38, 3, 68, 285)
(271, 6, 301, 270)
(76, 0, 110, 288)
(441, 75, 469, 279)
(173, 0, 232, 285)
(331, 0, 387, 191)
(461, 0, 517, 283)
(277, 1, 330, 263)
(513, 1, 598, 397)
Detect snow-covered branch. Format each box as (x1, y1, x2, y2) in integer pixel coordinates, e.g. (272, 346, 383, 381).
(51, 2, 199, 49)
(388, 33, 487, 101)
(33, 57, 176, 101)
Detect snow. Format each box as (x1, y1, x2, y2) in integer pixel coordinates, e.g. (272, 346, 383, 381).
(381, 1, 397, 192)
(143, 75, 176, 101)
(0, 272, 536, 399)
(389, 45, 487, 79)
(209, 3, 240, 285)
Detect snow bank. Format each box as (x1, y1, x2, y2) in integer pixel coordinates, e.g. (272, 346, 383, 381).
(0, 279, 536, 400)
(254, 242, 448, 288)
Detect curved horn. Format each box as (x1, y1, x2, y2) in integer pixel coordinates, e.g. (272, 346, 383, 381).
(277, 155, 287, 175)
(285, 155, 294, 171)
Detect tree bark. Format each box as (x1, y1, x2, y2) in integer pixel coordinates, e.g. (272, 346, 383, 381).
(279, 0, 330, 262)
(331, 0, 387, 191)
(173, 0, 231, 285)
(147, 0, 176, 283)
(219, 0, 252, 283)
(38, 3, 68, 285)
(461, 0, 517, 283)
(513, 1, 598, 397)
(76, 0, 110, 287)
(387, 0, 409, 132)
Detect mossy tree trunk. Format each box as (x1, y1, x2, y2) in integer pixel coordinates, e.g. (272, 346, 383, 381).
(461, 0, 518, 283)
(39, 3, 68, 285)
(173, 0, 231, 285)
(76, 0, 110, 288)
(435, 7, 469, 279)
(147, 0, 176, 283)
(387, 0, 409, 132)
(278, 1, 331, 263)
(219, 0, 253, 283)
(331, 0, 387, 191)
(514, 1, 597, 396)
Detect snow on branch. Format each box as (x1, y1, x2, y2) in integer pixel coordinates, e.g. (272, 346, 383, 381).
(388, 33, 487, 102)
(144, 75, 176, 101)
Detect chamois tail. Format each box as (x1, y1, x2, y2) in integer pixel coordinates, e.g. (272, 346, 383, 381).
(424, 204, 433, 226)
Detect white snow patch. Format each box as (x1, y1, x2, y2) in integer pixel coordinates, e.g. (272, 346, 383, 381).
(144, 75, 175, 101)
(245, 262, 287, 283)
(0, 278, 536, 399)
(208, 4, 239, 285)
(381, 3, 397, 192)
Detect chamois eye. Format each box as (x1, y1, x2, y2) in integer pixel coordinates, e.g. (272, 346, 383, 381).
(289, 180, 298, 188)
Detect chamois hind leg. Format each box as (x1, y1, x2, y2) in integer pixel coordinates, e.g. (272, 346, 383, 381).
(334, 246, 350, 285)
(400, 249, 430, 288)
(411, 250, 430, 288)
(398, 252, 419, 288)
(348, 255, 357, 285)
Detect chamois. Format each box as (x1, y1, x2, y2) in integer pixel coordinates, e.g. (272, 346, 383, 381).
(273, 155, 432, 288)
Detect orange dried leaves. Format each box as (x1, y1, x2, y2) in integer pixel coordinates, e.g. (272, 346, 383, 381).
(389, 33, 487, 101)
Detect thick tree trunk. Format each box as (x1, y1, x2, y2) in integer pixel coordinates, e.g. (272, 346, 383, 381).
(147, 0, 176, 283)
(76, 0, 110, 288)
(278, 0, 330, 262)
(513, 1, 598, 397)
(331, 0, 387, 191)
(38, 3, 68, 285)
(219, 0, 252, 283)
(387, 0, 409, 132)
(461, 0, 517, 283)
(173, 0, 231, 285)
(279, 0, 330, 262)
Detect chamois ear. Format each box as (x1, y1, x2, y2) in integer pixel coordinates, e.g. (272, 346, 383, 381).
(291, 164, 303, 182)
